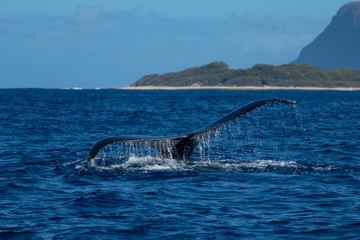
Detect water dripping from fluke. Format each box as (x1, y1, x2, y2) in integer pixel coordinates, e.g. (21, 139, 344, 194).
(85, 99, 296, 165)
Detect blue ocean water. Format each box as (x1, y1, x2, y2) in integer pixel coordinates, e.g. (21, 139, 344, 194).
(0, 89, 359, 239)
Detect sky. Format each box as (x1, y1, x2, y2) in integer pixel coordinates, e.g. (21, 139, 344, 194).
(0, 0, 353, 88)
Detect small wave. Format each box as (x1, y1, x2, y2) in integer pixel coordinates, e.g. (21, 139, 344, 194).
(63, 158, 86, 167)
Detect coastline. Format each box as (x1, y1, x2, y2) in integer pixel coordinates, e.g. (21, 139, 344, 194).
(122, 86, 360, 91)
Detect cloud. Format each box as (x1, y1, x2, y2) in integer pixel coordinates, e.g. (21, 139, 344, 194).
(0, 6, 328, 39)
(73, 6, 103, 24)
(70, 6, 103, 35)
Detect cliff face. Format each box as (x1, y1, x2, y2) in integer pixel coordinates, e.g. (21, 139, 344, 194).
(294, 2, 360, 70)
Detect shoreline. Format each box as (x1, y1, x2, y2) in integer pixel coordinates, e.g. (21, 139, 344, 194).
(122, 86, 360, 91)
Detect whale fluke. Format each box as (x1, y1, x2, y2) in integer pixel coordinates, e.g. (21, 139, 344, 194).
(87, 98, 295, 161)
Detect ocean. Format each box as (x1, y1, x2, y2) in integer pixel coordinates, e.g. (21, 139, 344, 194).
(1, 89, 359, 239)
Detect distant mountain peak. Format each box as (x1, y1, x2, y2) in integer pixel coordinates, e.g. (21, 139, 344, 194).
(337, 1, 360, 26)
(339, 1, 360, 12)
(293, 2, 360, 70)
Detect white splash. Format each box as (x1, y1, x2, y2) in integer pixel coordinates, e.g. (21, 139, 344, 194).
(120, 155, 186, 171)
(69, 154, 338, 174)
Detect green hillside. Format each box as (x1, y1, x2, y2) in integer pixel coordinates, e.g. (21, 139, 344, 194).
(131, 62, 360, 87)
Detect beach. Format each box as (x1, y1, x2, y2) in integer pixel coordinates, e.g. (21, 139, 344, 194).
(122, 85, 360, 91)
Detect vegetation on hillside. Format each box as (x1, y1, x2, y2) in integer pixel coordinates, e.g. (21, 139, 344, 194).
(131, 62, 360, 87)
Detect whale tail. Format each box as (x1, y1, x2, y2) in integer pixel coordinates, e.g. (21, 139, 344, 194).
(87, 98, 295, 161)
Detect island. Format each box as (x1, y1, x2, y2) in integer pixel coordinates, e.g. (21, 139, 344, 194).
(127, 2, 360, 91)
(128, 62, 360, 90)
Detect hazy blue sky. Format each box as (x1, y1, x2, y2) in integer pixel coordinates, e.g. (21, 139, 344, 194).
(0, 0, 352, 88)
